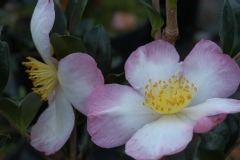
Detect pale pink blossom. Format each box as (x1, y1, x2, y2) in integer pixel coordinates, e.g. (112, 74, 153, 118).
(23, 0, 103, 155)
(87, 40, 240, 159)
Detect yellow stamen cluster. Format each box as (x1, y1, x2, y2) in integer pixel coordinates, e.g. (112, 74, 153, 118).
(22, 57, 58, 101)
(143, 72, 197, 114)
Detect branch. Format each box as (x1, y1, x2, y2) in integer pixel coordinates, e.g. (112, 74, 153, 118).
(162, 0, 179, 45)
(152, 0, 161, 40)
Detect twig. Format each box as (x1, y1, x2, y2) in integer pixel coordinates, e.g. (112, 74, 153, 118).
(152, 0, 161, 40)
(162, 0, 179, 45)
(70, 108, 77, 160)
(233, 52, 240, 61)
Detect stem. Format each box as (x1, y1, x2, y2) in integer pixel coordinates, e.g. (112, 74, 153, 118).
(152, 0, 161, 40)
(233, 52, 240, 61)
(162, 0, 179, 45)
(70, 108, 77, 160)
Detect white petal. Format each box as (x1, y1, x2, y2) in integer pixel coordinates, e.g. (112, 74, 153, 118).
(125, 114, 193, 160)
(182, 98, 240, 122)
(183, 40, 240, 106)
(30, 85, 74, 155)
(87, 84, 160, 148)
(58, 53, 104, 115)
(125, 40, 183, 95)
(31, 0, 55, 66)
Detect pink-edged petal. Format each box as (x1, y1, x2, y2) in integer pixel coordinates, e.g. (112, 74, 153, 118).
(125, 40, 183, 95)
(31, 0, 55, 66)
(58, 53, 104, 115)
(125, 114, 193, 160)
(181, 98, 240, 130)
(183, 40, 240, 106)
(87, 84, 160, 148)
(193, 114, 227, 133)
(30, 85, 74, 155)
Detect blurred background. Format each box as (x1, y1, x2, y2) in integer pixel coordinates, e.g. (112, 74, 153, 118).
(0, 0, 240, 159)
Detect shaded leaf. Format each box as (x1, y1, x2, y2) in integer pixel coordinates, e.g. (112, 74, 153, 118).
(65, 0, 88, 34)
(105, 73, 125, 84)
(83, 25, 112, 76)
(139, 0, 164, 37)
(50, 2, 67, 35)
(219, 0, 240, 57)
(168, 134, 201, 160)
(199, 122, 230, 151)
(198, 150, 224, 160)
(224, 114, 239, 154)
(0, 25, 10, 95)
(0, 93, 42, 137)
(74, 18, 94, 38)
(50, 33, 87, 59)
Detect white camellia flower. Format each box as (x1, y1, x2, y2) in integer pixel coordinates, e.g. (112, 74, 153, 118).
(87, 40, 240, 159)
(23, 0, 104, 155)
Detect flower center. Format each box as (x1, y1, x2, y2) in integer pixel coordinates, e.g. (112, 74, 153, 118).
(142, 72, 197, 114)
(22, 57, 58, 101)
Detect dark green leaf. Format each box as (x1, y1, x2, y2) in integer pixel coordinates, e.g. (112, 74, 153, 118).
(105, 73, 125, 84)
(83, 25, 112, 76)
(168, 134, 201, 160)
(50, 33, 87, 59)
(199, 122, 230, 151)
(219, 0, 240, 57)
(224, 114, 239, 154)
(198, 150, 224, 160)
(168, 0, 178, 9)
(0, 92, 42, 137)
(0, 25, 10, 95)
(74, 18, 94, 38)
(139, 0, 164, 37)
(50, 2, 67, 35)
(65, 0, 88, 34)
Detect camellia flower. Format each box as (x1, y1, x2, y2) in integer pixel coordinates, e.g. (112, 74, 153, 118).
(22, 0, 103, 155)
(87, 40, 240, 159)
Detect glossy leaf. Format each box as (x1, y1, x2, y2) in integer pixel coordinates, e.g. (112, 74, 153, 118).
(219, 0, 240, 57)
(168, 0, 178, 9)
(224, 114, 239, 154)
(83, 25, 112, 76)
(139, 0, 164, 37)
(168, 134, 201, 160)
(51, 2, 67, 35)
(199, 121, 230, 151)
(50, 33, 87, 59)
(0, 25, 10, 95)
(65, 0, 88, 34)
(0, 93, 42, 137)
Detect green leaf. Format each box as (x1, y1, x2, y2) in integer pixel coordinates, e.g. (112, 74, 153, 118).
(0, 92, 43, 137)
(51, 2, 67, 35)
(224, 114, 239, 154)
(168, 134, 201, 160)
(50, 33, 87, 59)
(139, 0, 164, 37)
(83, 25, 112, 76)
(168, 0, 178, 9)
(65, 0, 88, 34)
(199, 122, 230, 151)
(0, 25, 10, 95)
(219, 0, 240, 57)
(198, 150, 224, 160)
(105, 73, 125, 84)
